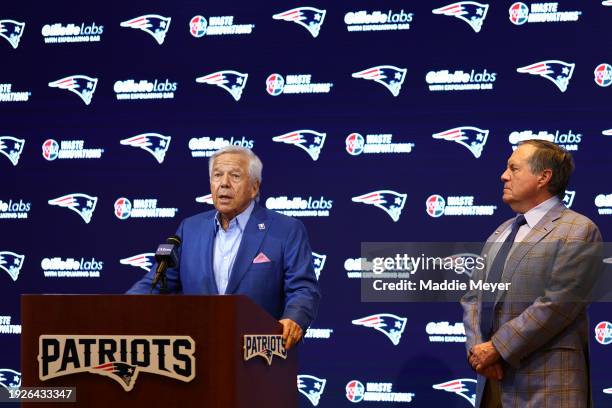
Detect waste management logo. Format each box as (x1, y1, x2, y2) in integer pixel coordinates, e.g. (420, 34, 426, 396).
(42, 139, 104, 160)
(508, 2, 582, 25)
(346, 380, 415, 403)
(189, 15, 254, 37)
(425, 194, 497, 217)
(265, 73, 333, 96)
(39, 335, 195, 391)
(345, 133, 414, 155)
(114, 198, 178, 220)
(0, 83, 31, 102)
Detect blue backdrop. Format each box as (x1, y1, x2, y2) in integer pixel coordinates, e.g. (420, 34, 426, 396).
(1, 1, 611, 406)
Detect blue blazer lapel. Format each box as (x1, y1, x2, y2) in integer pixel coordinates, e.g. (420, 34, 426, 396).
(224, 204, 269, 294)
(200, 212, 219, 294)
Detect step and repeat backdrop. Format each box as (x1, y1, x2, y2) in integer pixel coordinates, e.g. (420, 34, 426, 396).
(1, 1, 611, 406)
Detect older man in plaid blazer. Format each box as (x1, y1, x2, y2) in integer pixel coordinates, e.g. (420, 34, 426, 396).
(462, 140, 602, 407)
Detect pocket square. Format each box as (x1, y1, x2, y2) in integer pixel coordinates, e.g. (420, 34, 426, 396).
(253, 252, 271, 263)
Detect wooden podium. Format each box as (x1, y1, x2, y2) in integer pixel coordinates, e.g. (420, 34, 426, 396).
(21, 294, 297, 407)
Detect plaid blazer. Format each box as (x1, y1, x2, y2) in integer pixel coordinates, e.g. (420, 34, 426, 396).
(461, 202, 602, 408)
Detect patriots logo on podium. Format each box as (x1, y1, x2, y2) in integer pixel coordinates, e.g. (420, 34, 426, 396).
(432, 126, 489, 158)
(352, 190, 407, 222)
(516, 60, 575, 92)
(48, 193, 98, 224)
(562, 190, 575, 208)
(297, 374, 327, 406)
(272, 130, 326, 161)
(273, 7, 326, 38)
(243, 335, 287, 365)
(94, 362, 139, 391)
(433, 378, 477, 407)
(352, 65, 407, 97)
(432, 2, 489, 33)
(120, 253, 155, 272)
(352, 313, 407, 346)
(48, 75, 98, 105)
(0, 20, 25, 49)
(312, 252, 326, 281)
(0, 368, 21, 389)
(120, 14, 171, 45)
(120, 133, 171, 164)
(196, 70, 248, 101)
(195, 193, 214, 204)
(0, 136, 25, 166)
(0, 251, 25, 282)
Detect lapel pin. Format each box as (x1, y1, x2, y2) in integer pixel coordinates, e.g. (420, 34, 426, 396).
(258, 223, 266, 230)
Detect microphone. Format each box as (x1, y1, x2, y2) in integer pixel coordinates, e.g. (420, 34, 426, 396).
(151, 235, 181, 293)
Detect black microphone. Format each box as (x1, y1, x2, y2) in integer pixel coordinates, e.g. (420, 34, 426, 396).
(151, 235, 181, 293)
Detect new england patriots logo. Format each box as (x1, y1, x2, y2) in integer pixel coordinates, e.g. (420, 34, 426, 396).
(352, 313, 407, 346)
(273, 7, 326, 38)
(0, 20, 25, 49)
(0, 251, 25, 282)
(272, 130, 326, 161)
(352, 65, 407, 97)
(120, 14, 171, 45)
(120, 253, 155, 272)
(196, 70, 248, 101)
(516, 60, 575, 92)
(94, 362, 139, 391)
(433, 378, 477, 407)
(432, 126, 489, 158)
(298, 374, 326, 406)
(432, 2, 489, 33)
(48, 75, 98, 105)
(48, 193, 98, 224)
(0, 136, 25, 166)
(312, 252, 326, 281)
(120, 133, 171, 164)
(352, 190, 407, 222)
(195, 194, 213, 204)
(563, 190, 575, 208)
(0, 368, 21, 389)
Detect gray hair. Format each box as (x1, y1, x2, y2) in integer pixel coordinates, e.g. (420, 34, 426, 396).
(520, 139, 574, 199)
(208, 145, 263, 184)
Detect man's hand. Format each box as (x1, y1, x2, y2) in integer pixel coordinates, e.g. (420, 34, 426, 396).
(480, 362, 504, 381)
(279, 318, 303, 350)
(469, 341, 501, 372)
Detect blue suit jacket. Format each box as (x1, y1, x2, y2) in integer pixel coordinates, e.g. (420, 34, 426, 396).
(127, 204, 321, 330)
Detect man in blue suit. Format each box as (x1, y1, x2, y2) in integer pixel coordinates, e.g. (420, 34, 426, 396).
(128, 146, 321, 349)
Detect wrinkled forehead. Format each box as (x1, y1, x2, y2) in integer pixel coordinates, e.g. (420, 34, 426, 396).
(212, 152, 249, 171)
(508, 144, 536, 165)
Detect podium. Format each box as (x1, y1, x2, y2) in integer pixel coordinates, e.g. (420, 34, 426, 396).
(21, 294, 298, 407)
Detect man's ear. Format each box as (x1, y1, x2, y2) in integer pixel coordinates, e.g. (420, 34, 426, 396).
(538, 169, 553, 188)
(251, 180, 260, 199)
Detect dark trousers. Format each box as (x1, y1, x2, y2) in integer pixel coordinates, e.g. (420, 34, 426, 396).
(482, 379, 502, 408)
